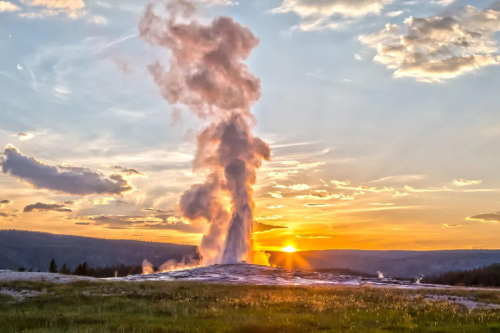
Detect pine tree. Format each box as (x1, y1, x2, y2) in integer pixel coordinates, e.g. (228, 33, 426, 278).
(74, 264, 83, 275)
(59, 264, 70, 275)
(49, 259, 58, 273)
(81, 261, 88, 276)
(74, 262, 89, 276)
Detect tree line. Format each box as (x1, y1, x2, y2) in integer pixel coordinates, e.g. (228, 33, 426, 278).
(422, 263, 500, 287)
(18, 259, 143, 278)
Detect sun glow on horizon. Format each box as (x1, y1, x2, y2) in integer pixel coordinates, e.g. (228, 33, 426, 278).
(282, 245, 297, 253)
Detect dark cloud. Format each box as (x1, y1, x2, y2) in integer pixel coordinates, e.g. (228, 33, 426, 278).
(253, 221, 288, 233)
(112, 165, 146, 176)
(0, 212, 18, 218)
(304, 203, 333, 208)
(72, 214, 204, 233)
(24, 203, 72, 213)
(1, 145, 133, 195)
(142, 207, 173, 214)
(467, 213, 500, 223)
(0, 199, 11, 207)
(63, 200, 81, 205)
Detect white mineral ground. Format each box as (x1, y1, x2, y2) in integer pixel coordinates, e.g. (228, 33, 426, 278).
(1, 264, 499, 310)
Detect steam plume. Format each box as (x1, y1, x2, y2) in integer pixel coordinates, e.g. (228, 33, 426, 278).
(139, 0, 270, 264)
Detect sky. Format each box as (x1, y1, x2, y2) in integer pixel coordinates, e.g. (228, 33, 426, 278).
(1, 0, 500, 252)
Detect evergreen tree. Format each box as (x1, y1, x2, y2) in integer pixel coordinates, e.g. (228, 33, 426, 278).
(81, 261, 88, 276)
(74, 261, 89, 276)
(49, 259, 58, 273)
(18, 267, 26, 272)
(59, 264, 70, 275)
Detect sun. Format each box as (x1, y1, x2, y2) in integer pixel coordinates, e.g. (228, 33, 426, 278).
(282, 245, 297, 253)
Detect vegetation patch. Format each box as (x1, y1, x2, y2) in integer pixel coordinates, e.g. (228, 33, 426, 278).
(1, 281, 500, 332)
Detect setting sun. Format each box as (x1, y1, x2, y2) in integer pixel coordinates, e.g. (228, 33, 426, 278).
(282, 245, 297, 253)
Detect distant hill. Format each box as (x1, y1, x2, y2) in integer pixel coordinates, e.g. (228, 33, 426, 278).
(422, 263, 500, 287)
(268, 249, 500, 278)
(0, 230, 199, 271)
(2, 230, 499, 278)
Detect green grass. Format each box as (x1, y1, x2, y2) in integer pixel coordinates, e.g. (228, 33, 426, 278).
(1, 281, 500, 332)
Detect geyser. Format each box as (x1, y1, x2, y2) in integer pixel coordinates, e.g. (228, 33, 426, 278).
(139, 0, 270, 265)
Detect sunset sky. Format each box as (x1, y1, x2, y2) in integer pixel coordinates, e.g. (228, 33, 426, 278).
(1, 0, 500, 252)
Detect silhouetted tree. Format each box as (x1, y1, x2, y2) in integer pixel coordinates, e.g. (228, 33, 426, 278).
(74, 261, 89, 276)
(18, 267, 26, 272)
(59, 264, 70, 275)
(423, 263, 500, 287)
(49, 259, 58, 273)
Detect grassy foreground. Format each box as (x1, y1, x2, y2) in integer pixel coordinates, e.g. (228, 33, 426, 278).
(1, 281, 500, 332)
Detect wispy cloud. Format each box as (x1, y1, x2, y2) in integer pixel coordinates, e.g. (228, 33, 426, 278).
(467, 213, 500, 223)
(295, 234, 331, 239)
(24, 202, 72, 212)
(452, 179, 482, 187)
(369, 174, 425, 184)
(0, 1, 20, 12)
(268, 191, 283, 199)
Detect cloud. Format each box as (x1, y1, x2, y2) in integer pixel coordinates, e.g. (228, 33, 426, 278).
(88, 197, 114, 205)
(433, 0, 454, 6)
(64, 199, 82, 205)
(295, 234, 331, 239)
(24, 202, 72, 212)
(282, 161, 325, 169)
(72, 214, 204, 233)
(386, 10, 404, 17)
(254, 221, 288, 233)
(0, 199, 12, 207)
(404, 185, 452, 193)
(443, 223, 459, 228)
(1, 145, 133, 195)
(452, 179, 482, 186)
(368, 174, 425, 184)
(467, 213, 500, 223)
(112, 165, 146, 177)
(370, 202, 395, 206)
(359, 5, 500, 82)
(304, 203, 333, 207)
(0, 1, 21, 12)
(0, 212, 18, 218)
(20, 0, 86, 18)
(268, 205, 284, 209)
(274, 183, 310, 191)
(15, 133, 34, 141)
(88, 15, 107, 25)
(267, 170, 299, 178)
(331, 179, 349, 186)
(336, 184, 394, 193)
(271, 0, 394, 31)
(296, 192, 345, 200)
(272, 0, 394, 18)
(254, 215, 283, 221)
(142, 208, 173, 214)
(268, 191, 283, 199)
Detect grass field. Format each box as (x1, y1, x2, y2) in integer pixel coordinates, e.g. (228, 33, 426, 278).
(1, 280, 500, 332)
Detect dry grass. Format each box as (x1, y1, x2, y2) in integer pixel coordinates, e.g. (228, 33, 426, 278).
(1, 281, 500, 332)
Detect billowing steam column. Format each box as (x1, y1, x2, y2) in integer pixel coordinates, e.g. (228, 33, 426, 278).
(139, 0, 270, 265)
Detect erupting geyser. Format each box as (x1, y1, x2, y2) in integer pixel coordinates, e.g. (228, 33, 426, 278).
(139, 0, 270, 265)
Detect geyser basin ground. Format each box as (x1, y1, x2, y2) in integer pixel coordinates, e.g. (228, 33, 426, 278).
(115, 263, 438, 289)
(1, 276, 500, 333)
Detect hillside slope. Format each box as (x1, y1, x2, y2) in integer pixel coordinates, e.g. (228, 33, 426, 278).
(268, 249, 500, 278)
(0, 230, 198, 271)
